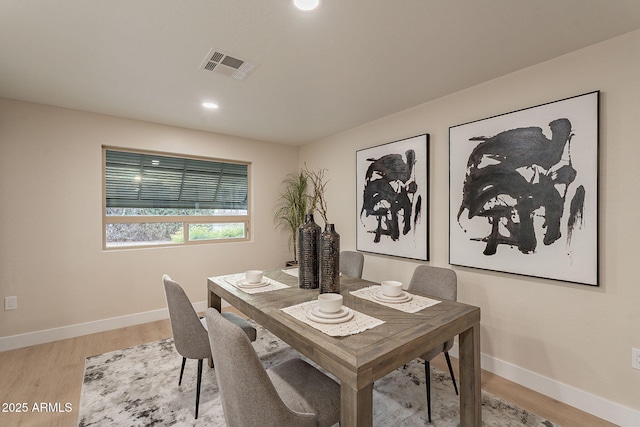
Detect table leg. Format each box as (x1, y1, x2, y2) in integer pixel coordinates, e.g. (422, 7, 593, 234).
(208, 285, 221, 312)
(341, 382, 373, 427)
(459, 322, 481, 426)
(207, 283, 222, 368)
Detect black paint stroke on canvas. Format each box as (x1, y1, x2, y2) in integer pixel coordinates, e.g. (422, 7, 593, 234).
(360, 150, 421, 243)
(457, 118, 585, 256)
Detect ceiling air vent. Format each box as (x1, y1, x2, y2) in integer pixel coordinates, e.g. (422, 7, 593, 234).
(200, 48, 258, 81)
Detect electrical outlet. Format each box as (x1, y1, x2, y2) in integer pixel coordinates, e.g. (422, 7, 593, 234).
(4, 296, 17, 311)
(633, 348, 640, 370)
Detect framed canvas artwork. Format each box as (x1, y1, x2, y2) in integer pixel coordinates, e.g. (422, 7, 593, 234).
(449, 91, 599, 285)
(356, 134, 429, 261)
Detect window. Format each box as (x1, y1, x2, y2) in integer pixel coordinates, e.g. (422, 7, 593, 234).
(103, 147, 250, 249)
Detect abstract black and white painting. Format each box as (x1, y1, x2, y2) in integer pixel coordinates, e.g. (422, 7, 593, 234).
(357, 134, 428, 261)
(449, 91, 599, 285)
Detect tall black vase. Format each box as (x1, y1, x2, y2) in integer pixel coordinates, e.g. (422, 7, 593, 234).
(298, 214, 321, 289)
(320, 224, 340, 294)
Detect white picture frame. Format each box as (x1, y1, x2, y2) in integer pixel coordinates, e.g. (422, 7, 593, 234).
(449, 91, 599, 286)
(356, 134, 429, 261)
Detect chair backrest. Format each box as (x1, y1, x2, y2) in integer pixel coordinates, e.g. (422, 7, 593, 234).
(204, 308, 317, 427)
(408, 265, 457, 354)
(340, 251, 364, 278)
(163, 275, 211, 360)
(408, 265, 457, 302)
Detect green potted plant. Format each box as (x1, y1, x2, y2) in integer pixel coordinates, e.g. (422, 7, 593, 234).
(273, 171, 310, 266)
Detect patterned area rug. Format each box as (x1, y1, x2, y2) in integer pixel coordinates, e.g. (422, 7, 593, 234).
(78, 325, 558, 426)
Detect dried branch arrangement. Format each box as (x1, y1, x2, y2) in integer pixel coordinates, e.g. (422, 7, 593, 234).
(304, 165, 330, 224)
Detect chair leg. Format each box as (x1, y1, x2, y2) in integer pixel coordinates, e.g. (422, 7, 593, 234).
(195, 359, 203, 419)
(425, 360, 432, 423)
(444, 352, 459, 396)
(179, 357, 186, 385)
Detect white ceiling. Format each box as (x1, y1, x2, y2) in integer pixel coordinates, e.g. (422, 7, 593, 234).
(2, 1, 640, 146)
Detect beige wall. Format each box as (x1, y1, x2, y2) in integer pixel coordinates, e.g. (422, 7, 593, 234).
(300, 29, 640, 414)
(0, 99, 298, 337)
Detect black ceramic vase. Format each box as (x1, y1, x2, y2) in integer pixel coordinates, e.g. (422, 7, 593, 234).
(320, 224, 340, 293)
(298, 214, 321, 289)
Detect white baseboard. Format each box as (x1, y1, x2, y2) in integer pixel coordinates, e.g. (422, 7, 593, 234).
(0, 301, 210, 352)
(450, 344, 639, 427)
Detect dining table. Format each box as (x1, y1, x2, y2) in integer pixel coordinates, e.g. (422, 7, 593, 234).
(207, 268, 481, 427)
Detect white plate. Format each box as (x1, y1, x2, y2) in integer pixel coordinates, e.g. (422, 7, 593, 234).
(237, 278, 270, 288)
(372, 290, 412, 303)
(305, 307, 354, 324)
(311, 305, 350, 319)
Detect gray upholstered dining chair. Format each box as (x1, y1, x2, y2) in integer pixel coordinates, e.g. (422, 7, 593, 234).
(204, 307, 341, 427)
(162, 275, 256, 419)
(339, 250, 364, 278)
(407, 265, 459, 423)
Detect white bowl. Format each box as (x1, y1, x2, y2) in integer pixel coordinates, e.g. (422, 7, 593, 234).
(317, 293, 343, 313)
(245, 270, 264, 284)
(381, 280, 403, 297)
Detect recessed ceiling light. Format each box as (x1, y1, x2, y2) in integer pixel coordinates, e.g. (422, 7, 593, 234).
(202, 102, 219, 109)
(294, 0, 321, 11)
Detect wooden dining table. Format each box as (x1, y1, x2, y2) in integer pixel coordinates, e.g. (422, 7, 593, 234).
(207, 269, 481, 427)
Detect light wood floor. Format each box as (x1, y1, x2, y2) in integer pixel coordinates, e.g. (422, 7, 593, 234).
(0, 309, 616, 427)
